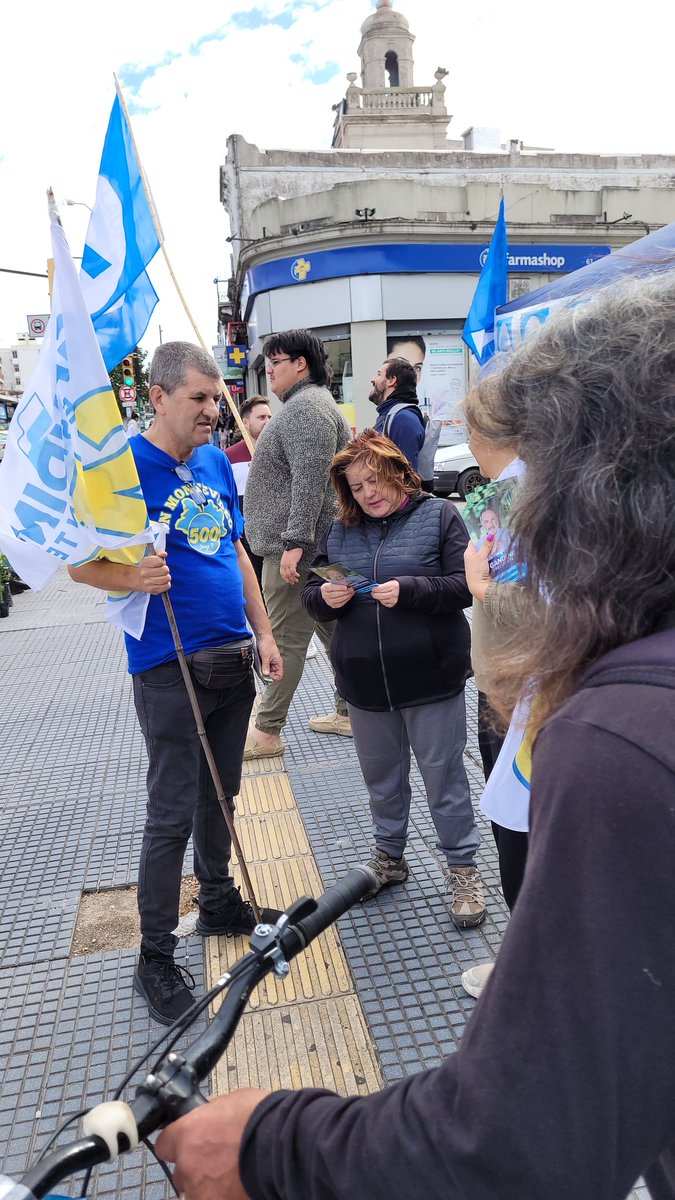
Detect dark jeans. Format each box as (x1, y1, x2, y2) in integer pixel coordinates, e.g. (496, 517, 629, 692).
(132, 653, 255, 960)
(477, 690, 529, 913)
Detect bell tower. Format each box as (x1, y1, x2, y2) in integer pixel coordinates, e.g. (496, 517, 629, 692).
(332, 1, 451, 150)
(358, 0, 415, 89)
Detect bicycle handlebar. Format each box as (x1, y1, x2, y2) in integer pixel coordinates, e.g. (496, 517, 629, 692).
(281, 865, 376, 954)
(12, 866, 376, 1200)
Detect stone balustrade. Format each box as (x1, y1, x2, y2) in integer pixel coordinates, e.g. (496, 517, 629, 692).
(347, 86, 439, 111)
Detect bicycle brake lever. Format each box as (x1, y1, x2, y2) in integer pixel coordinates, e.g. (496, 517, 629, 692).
(248, 896, 318, 978)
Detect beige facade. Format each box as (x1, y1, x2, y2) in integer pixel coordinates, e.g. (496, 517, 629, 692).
(220, 1, 675, 432)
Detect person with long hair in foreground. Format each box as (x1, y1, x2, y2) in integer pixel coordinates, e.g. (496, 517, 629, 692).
(157, 275, 675, 1200)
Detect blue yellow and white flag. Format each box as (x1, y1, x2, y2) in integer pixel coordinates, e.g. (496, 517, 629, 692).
(480, 698, 532, 833)
(462, 198, 509, 366)
(0, 202, 154, 636)
(81, 92, 160, 370)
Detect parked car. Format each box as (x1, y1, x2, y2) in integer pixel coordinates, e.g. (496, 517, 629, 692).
(433, 442, 487, 500)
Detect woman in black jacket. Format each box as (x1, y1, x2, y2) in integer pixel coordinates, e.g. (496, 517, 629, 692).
(302, 431, 486, 927)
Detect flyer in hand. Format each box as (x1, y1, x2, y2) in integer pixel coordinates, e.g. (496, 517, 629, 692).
(462, 476, 525, 583)
(312, 563, 377, 594)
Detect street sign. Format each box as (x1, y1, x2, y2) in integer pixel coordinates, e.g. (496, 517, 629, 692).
(27, 314, 49, 337)
(119, 385, 137, 402)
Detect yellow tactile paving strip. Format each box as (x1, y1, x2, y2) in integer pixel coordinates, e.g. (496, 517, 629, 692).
(206, 763, 383, 1096)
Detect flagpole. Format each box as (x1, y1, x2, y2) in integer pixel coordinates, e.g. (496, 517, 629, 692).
(113, 76, 255, 458)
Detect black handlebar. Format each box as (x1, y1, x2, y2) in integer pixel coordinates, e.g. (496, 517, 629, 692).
(14, 867, 376, 1200)
(280, 866, 375, 955)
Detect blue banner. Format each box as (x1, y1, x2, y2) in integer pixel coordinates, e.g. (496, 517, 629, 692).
(242, 241, 611, 313)
(495, 220, 675, 353)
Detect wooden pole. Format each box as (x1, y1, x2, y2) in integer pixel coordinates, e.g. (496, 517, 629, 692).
(113, 76, 255, 457)
(161, 592, 262, 923)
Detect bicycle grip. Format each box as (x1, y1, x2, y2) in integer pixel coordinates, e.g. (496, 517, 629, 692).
(284, 866, 376, 953)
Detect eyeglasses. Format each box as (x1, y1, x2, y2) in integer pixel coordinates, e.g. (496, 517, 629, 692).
(174, 462, 210, 508)
(267, 356, 294, 368)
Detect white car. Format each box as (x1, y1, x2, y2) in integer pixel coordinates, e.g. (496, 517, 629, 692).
(433, 443, 487, 500)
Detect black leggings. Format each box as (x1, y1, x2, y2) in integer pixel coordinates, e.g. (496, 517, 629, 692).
(477, 691, 529, 913)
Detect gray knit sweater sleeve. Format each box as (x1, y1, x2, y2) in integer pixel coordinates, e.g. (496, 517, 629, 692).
(244, 382, 350, 563)
(278, 394, 346, 548)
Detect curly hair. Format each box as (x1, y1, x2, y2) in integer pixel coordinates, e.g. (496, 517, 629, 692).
(472, 273, 675, 732)
(331, 430, 422, 525)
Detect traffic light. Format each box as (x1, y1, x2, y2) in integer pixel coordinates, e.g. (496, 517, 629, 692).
(121, 356, 135, 387)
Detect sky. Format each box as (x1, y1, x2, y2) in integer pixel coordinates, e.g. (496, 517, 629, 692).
(1, 0, 674, 358)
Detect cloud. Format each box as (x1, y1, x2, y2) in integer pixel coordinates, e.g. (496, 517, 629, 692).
(305, 61, 340, 84)
(117, 54, 182, 95)
(231, 7, 295, 30)
(289, 48, 339, 84)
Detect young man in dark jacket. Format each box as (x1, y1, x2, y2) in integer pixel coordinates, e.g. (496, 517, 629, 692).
(370, 356, 426, 471)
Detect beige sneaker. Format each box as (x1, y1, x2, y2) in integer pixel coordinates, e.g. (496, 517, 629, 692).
(308, 712, 353, 737)
(446, 865, 487, 928)
(243, 732, 285, 760)
(461, 962, 494, 999)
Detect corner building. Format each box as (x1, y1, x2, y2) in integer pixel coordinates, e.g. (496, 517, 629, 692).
(221, 0, 675, 436)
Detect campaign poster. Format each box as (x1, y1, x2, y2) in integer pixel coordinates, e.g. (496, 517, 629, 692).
(386, 333, 468, 445)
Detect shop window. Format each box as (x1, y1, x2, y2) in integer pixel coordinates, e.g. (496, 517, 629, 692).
(320, 337, 352, 404)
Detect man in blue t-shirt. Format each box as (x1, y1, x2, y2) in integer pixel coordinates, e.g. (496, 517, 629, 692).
(68, 343, 283, 1025)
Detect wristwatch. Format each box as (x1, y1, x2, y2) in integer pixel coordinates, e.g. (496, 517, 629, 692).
(282, 540, 303, 552)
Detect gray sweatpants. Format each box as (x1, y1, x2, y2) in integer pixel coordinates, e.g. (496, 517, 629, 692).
(348, 693, 480, 867)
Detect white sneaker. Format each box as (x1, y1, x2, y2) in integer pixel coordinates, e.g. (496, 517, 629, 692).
(461, 962, 495, 999)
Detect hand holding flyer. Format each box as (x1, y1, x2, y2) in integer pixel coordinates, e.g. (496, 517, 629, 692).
(462, 477, 525, 584)
(312, 562, 377, 594)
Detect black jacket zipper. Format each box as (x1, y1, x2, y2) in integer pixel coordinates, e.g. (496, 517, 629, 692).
(372, 520, 394, 710)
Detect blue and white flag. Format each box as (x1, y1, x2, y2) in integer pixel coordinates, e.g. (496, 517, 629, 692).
(462, 199, 508, 366)
(81, 94, 160, 370)
(0, 203, 154, 637)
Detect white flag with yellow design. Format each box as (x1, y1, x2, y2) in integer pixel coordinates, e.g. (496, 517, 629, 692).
(0, 204, 153, 636)
(480, 698, 532, 833)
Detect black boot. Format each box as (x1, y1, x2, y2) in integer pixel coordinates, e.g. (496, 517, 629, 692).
(196, 887, 282, 937)
(133, 954, 197, 1025)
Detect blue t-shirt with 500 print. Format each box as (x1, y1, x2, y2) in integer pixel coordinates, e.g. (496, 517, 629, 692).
(125, 438, 248, 674)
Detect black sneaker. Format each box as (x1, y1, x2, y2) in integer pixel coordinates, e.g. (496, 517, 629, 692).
(133, 954, 197, 1026)
(195, 887, 282, 937)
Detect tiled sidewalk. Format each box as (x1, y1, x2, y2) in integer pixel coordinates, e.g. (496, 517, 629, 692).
(0, 573, 647, 1199)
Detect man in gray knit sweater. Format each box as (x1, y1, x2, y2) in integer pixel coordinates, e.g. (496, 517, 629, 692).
(243, 329, 351, 757)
